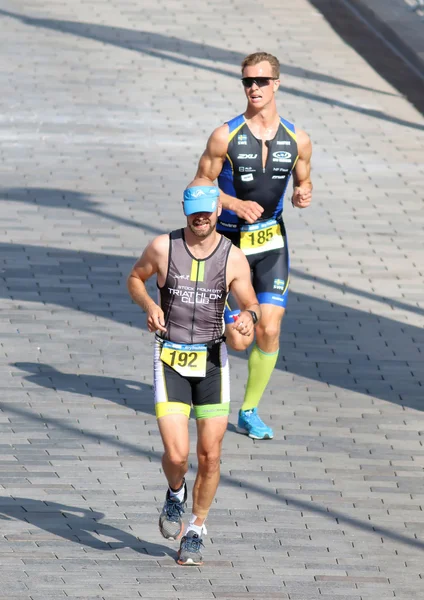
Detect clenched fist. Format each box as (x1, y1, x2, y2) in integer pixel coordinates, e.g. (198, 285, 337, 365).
(292, 186, 312, 209)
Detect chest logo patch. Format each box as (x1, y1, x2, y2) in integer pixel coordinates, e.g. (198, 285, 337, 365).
(273, 151, 292, 163)
(241, 173, 254, 182)
(238, 153, 257, 160)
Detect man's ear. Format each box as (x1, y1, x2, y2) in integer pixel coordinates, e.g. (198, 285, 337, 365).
(217, 201, 222, 217)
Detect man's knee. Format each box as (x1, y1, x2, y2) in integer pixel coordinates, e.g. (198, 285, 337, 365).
(197, 448, 221, 474)
(164, 449, 189, 469)
(256, 319, 282, 343)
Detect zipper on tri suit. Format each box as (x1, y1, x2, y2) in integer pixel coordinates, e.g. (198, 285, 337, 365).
(190, 260, 200, 344)
(263, 138, 272, 174)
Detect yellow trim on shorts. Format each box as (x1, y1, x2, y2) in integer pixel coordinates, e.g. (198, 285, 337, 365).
(156, 402, 191, 419)
(194, 402, 230, 419)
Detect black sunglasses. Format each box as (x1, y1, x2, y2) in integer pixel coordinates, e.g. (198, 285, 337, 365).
(241, 77, 278, 88)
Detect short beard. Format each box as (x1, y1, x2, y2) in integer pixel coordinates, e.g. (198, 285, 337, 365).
(188, 221, 214, 238)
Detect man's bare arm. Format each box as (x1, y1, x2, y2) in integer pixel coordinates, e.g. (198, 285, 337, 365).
(292, 128, 313, 209)
(195, 125, 264, 224)
(227, 246, 261, 337)
(127, 235, 168, 333)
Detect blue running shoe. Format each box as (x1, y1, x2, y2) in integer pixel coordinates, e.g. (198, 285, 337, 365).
(158, 482, 187, 540)
(177, 530, 204, 566)
(237, 408, 274, 440)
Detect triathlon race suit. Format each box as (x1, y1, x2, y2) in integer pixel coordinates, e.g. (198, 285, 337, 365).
(217, 113, 298, 317)
(154, 229, 232, 419)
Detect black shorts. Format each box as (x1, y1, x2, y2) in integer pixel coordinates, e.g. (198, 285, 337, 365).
(223, 219, 289, 322)
(153, 338, 230, 419)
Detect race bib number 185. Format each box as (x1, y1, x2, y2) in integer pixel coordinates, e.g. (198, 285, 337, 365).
(240, 219, 284, 256)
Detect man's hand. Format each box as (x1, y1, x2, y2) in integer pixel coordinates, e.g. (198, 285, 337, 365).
(146, 302, 167, 333)
(231, 198, 264, 224)
(292, 185, 312, 209)
(231, 311, 255, 337)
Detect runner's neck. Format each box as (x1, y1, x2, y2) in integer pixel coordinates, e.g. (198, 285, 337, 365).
(244, 106, 280, 139)
(184, 228, 221, 260)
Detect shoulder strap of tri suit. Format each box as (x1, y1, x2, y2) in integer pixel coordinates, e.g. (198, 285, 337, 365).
(227, 114, 246, 142)
(169, 228, 184, 241)
(279, 116, 297, 142)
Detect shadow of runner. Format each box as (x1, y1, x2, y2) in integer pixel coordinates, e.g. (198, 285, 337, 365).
(0, 497, 176, 557)
(0, 405, 422, 553)
(13, 363, 155, 416)
(1, 241, 422, 410)
(0, 187, 165, 235)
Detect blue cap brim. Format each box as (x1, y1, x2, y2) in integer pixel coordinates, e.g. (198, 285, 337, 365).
(183, 186, 219, 215)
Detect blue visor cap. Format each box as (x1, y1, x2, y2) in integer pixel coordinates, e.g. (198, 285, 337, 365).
(183, 186, 219, 215)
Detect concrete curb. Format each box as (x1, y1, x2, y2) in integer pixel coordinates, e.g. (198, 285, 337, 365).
(344, 0, 424, 78)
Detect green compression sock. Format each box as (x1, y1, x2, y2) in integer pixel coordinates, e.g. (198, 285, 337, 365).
(241, 344, 279, 412)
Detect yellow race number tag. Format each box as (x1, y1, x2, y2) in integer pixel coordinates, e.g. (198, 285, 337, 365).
(240, 219, 284, 256)
(160, 342, 207, 378)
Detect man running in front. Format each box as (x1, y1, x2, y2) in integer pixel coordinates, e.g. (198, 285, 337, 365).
(127, 178, 260, 565)
(194, 51, 313, 440)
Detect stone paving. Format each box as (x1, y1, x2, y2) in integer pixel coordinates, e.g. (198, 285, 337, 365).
(0, 0, 423, 598)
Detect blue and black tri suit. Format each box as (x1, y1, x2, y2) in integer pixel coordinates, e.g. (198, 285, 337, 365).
(217, 113, 298, 317)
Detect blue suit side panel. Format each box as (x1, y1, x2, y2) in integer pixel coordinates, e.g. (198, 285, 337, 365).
(218, 160, 238, 227)
(273, 171, 294, 218)
(218, 118, 245, 230)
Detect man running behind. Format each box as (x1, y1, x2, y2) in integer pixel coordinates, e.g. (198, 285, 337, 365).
(195, 51, 313, 440)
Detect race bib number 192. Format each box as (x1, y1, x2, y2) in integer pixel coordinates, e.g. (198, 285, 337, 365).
(160, 342, 207, 378)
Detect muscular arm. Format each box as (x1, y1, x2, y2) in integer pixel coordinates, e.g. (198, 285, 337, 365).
(227, 246, 261, 336)
(292, 128, 313, 208)
(195, 125, 264, 224)
(127, 235, 169, 333)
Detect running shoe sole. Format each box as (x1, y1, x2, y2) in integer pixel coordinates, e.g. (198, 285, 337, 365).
(236, 425, 273, 440)
(177, 554, 203, 566)
(158, 516, 184, 541)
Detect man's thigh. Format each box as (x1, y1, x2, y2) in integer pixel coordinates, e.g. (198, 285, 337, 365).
(157, 413, 190, 459)
(224, 245, 289, 323)
(196, 415, 229, 456)
(154, 339, 192, 419)
(251, 245, 289, 309)
(192, 343, 230, 420)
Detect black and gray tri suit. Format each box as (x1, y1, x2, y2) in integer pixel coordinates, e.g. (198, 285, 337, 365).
(154, 229, 232, 419)
(218, 113, 298, 309)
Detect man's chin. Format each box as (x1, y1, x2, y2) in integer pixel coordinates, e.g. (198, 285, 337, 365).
(189, 224, 214, 238)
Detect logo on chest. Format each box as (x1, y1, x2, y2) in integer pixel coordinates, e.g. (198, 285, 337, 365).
(237, 153, 257, 160)
(241, 173, 254, 182)
(272, 151, 292, 163)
